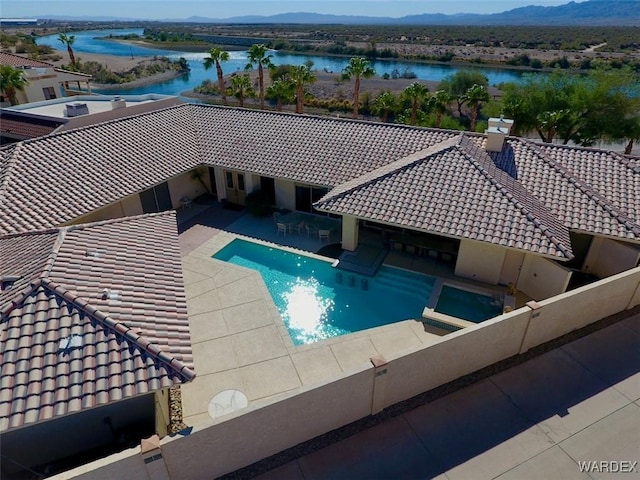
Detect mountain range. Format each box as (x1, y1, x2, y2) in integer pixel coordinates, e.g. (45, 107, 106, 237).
(38, 0, 640, 26)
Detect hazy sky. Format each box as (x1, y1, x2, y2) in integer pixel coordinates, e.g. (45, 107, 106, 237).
(4, 1, 578, 19)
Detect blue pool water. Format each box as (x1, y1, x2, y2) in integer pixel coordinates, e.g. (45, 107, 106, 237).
(435, 285, 503, 322)
(213, 239, 435, 345)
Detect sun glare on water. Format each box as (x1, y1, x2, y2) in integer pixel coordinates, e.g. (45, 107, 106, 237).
(281, 278, 335, 343)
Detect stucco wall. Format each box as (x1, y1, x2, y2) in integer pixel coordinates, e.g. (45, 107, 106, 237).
(455, 240, 506, 285)
(517, 254, 572, 300)
(584, 237, 640, 278)
(519, 266, 640, 352)
(167, 170, 206, 208)
(383, 309, 531, 407)
(161, 367, 375, 480)
(341, 215, 359, 251)
(71, 200, 125, 225)
(275, 179, 296, 211)
(499, 250, 525, 286)
(120, 194, 143, 217)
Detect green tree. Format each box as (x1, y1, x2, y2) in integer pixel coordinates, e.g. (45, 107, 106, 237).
(267, 78, 295, 112)
(502, 69, 640, 145)
(227, 73, 255, 108)
(342, 57, 376, 119)
(0, 65, 28, 105)
(57, 32, 77, 69)
(245, 44, 273, 110)
(372, 91, 397, 122)
(430, 89, 452, 128)
(289, 64, 316, 114)
(401, 82, 430, 126)
(203, 47, 230, 105)
(462, 84, 491, 132)
(439, 70, 489, 119)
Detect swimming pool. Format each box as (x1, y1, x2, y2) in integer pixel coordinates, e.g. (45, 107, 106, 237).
(213, 239, 435, 345)
(434, 285, 503, 322)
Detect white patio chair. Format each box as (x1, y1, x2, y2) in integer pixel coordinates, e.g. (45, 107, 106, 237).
(276, 223, 287, 237)
(318, 229, 331, 243)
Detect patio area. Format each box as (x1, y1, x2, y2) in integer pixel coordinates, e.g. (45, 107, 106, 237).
(175, 201, 524, 428)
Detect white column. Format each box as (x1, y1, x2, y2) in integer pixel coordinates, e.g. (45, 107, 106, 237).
(341, 215, 359, 251)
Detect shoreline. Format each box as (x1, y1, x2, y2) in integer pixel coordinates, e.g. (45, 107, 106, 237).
(49, 47, 185, 91)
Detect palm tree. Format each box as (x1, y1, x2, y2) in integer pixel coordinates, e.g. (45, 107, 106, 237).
(228, 74, 255, 108)
(203, 47, 230, 105)
(245, 44, 273, 109)
(431, 90, 452, 128)
(462, 84, 491, 132)
(288, 65, 316, 114)
(0, 65, 28, 105)
(372, 91, 396, 123)
(402, 82, 430, 126)
(57, 32, 77, 69)
(267, 79, 295, 112)
(342, 57, 375, 119)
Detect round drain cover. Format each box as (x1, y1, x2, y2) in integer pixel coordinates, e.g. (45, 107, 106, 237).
(208, 389, 248, 419)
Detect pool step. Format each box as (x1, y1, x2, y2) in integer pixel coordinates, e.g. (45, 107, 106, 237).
(374, 270, 433, 298)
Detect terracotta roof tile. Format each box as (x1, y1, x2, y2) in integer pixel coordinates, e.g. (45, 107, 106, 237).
(491, 139, 640, 241)
(316, 134, 573, 259)
(0, 104, 638, 246)
(0, 52, 53, 68)
(0, 212, 194, 432)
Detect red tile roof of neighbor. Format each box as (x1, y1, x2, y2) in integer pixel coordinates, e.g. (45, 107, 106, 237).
(0, 104, 638, 254)
(0, 52, 53, 69)
(0, 212, 194, 432)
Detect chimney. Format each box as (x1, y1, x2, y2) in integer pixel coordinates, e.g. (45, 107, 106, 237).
(110, 96, 126, 110)
(485, 115, 514, 152)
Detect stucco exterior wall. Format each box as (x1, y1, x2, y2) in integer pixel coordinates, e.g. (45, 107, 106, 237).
(520, 267, 640, 351)
(341, 215, 359, 251)
(517, 254, 572, 300)
(71, 201, 125, 225)
(584, 237, 640, 278)
(167, 170, 206, 208)
(161, 368, 375, 480)
(454, 240, 506, 285)
(383, 309, 531, 407)
(120, 194, 143, 217)
(275, 179, 296, 211)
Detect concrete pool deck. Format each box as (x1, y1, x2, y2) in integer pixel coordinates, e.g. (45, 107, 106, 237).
(179, 227, 445, 426)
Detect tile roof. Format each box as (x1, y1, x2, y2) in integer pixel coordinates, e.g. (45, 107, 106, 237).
(0, 52, 53, 68)
(492, 139, 640, 241)
(191, 106, 458, 186)
(0, 212, 194, 432)
(0, 111, 64, 140)
(0, 104, 638, 248)
(316, 134, 574, 260)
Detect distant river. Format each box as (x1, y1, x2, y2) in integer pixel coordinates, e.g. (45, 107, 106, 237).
(37, 29, 526, 97)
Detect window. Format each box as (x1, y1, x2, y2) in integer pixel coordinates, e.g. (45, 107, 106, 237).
(295, 185, 329, 213)
(43, 87, 56, 100)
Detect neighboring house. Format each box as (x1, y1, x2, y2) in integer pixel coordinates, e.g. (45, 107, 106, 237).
(0, 104, 638, 301)
(0, 94, 183, 143)
(0, 212, 194, 478)
(0, 52, 92, 106)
